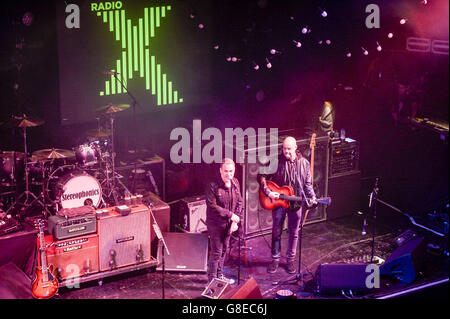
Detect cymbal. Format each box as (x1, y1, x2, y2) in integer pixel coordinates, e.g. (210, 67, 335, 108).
(1, 115, 44, 128)
(95, 104, 130, 114)
(86, 128, 111, 138)
(32, 148, 75, 160)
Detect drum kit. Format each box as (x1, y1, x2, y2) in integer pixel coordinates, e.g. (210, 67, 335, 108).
(0, 104, 132, 217)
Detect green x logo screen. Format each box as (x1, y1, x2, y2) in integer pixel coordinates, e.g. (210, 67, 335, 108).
(57, 0, 211, 125)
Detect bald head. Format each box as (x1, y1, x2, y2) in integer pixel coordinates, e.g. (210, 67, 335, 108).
(282, 136, 297, 161)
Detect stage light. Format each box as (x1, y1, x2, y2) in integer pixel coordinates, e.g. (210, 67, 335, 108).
(189, 13, 195, 19)
(318, 7, 328, 18)
(346, 52, 352, 58)
(326, 39, 331, 45)
(226, 56, 231, 62)
(231, 57, 240, 62)
(213, 44, 219, 50)
(318, 40, 323, 45)
(301, 26, 309, 34)
(252, 61, 260, 70)
(293, 40, 302, 48)
(361, 47, 368, 55)
(270, 49, 282, 55)
(22, 12, 34, 26)
(319, 101, 335, 133)
(198, 23, 204, 29)
(400, 18, 407, 25)
(388, 32, 394, 38)
(265, 58, 272, 69)
(376, 42, 382, 51)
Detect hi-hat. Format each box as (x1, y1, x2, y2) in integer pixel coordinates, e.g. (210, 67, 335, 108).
(1, 115, 44, 128)
(95, 104, 130, 114)
(32, 148, 75, 160)
(86, 128, 112, 138)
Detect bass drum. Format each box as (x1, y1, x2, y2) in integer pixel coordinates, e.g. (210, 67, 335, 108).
(45, 165, 102, 209)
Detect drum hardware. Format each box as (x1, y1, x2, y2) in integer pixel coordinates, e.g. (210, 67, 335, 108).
(1, 115, 50, 217)
(93, 104, 131, 206)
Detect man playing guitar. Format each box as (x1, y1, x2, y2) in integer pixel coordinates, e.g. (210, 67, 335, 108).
(258, 136, 317, 274)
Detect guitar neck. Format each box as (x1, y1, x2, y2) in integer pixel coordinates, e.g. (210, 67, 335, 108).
(38, 224, 49, 282)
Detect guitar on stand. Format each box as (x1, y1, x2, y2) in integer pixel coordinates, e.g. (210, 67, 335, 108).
(32, 219, 58, 299)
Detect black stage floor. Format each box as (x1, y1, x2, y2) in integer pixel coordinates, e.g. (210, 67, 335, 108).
(55, 204, 449, 300)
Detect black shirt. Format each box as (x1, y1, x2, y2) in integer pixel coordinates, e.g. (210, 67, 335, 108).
(205, 177, 243, 227)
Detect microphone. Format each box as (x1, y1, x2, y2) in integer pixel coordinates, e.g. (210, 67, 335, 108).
(104, 71, 119, 75)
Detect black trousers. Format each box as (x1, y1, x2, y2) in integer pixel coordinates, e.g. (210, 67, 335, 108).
(206, 222, 231, 282)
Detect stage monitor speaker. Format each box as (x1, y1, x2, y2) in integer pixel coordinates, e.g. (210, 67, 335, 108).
(156, 232, 208, 272)
(202, 277, 232, 299)
(380, 236, 426, 284)
(97, 204, 151, 271)
(220, 277, 263, 299)
(316, 263, 372, 295)
(326, 171, 361, 220)
(43, 233, 99, 281)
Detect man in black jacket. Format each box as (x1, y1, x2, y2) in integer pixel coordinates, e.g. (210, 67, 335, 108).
(259, 136, 317, 274)
(205, 158, 243, 284)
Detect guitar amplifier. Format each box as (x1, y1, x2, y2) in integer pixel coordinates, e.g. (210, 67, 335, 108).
(177, 195, 207, 233)
(330, 138, 359, 177)
(48, 214, 97, 240)
(43, 233, 99, 281)
(97, 204, 151, 271)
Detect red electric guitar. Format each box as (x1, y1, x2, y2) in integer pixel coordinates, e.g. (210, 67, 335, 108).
(32, 219, 58, 299)
(259, 133, 331, 211)
(259, 180, 331, 210)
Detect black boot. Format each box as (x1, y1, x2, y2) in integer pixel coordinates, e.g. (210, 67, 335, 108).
(267, 259, 279, 273)
(286, 259, 297, 274)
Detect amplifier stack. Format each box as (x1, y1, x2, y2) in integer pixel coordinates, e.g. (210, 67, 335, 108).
(39, 203, 159, 286)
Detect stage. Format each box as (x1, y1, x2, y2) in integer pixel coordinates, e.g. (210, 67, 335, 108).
(52, 205, 448, 300)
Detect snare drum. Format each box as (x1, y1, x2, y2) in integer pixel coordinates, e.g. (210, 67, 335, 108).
(45, 165, 102, 209)
(75, 144, 99, 166)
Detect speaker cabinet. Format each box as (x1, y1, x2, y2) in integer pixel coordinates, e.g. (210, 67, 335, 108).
(43, 233, 99, 281)
(326, 171, 361, 220)
(97, 204, 151, 271)
(220, 277, 263, 299)
(316, 263, 371, 295)
(380, 237, 426, 284)
(156, 232, 208, 272)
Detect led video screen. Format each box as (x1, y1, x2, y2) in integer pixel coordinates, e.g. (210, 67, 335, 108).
(56, 0, 212, 125)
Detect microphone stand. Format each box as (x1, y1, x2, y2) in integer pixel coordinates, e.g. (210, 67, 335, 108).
(148, 203, 170, 299)
(369, 178, 379, 263)
(111, 72, 144, 195)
